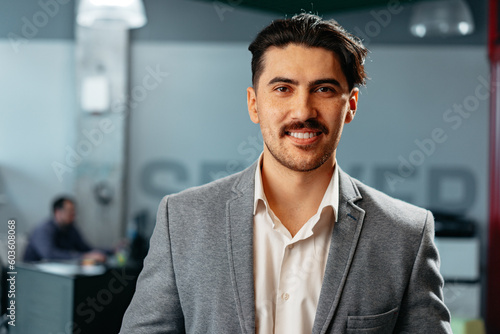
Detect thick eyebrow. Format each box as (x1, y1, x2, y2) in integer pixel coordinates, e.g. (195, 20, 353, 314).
(268, 77, 298, 86)
(311, 78, 341, 88)
(267, 77, 342, 88)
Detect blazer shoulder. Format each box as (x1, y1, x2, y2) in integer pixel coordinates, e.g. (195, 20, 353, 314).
(164, 162, 256, 209)
(350, 176, 431, 232)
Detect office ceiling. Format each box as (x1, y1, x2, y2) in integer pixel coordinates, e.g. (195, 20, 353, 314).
(179, 0, 486, 45)
(0, 0, 485, 45)
(192, 0, 423, 15)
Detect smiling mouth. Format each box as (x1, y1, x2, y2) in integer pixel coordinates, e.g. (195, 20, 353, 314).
(281, 120, 329, 139)
(286, 131, 321, 139)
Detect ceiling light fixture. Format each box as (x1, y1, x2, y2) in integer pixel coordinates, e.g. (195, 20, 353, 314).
(76, 0, 147, 29)
(409, 0, 474, 38)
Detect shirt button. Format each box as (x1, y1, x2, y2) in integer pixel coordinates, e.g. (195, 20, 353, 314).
(282, 293, 290, 301)
(288, 244, 294, 250)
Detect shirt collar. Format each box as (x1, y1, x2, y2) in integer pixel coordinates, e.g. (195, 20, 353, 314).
(253, 153, 339, 222)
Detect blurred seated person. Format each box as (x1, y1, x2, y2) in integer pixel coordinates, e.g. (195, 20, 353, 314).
(23, 196, 107, 263)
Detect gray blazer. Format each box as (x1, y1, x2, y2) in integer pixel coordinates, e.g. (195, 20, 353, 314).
(120, 162, 452, 333)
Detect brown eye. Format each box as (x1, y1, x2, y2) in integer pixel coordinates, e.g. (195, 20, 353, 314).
(316, 87, 334, 93)
(276, 86, 289, 93)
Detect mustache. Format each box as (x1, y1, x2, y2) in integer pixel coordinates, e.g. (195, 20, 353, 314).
(280, 119, 329, 137)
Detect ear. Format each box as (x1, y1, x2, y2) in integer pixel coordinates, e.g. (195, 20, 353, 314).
(247, 87, 260, 124)
(345, 88, 359, 124)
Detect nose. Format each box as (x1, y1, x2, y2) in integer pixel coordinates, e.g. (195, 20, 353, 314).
(289, 90, 317, 121)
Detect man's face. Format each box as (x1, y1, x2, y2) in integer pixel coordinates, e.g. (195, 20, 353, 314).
(55, 200, 76, 226)
(247, 44, 358, 172)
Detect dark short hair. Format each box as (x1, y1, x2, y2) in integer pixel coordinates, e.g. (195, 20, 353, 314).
(52, 196, 74, 214)
(248, 13, 368, 90)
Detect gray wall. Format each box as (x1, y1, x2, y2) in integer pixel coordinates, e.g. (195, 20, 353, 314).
(0, 40, 77, 236)
(0, 41, 488, 235)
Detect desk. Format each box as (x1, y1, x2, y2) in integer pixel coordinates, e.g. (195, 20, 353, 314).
(11, 262, 139, 334)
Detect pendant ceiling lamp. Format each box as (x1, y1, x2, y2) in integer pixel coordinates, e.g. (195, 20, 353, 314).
(76, 0, 147, 29)
(409, 0, 475, 38)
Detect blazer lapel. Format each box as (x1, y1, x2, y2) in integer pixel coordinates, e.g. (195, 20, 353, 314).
(312, 168, 365, 334)
(226, 162, 258, 334)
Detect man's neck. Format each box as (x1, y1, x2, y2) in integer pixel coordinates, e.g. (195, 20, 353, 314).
(260, 152, 335, 237)
(53, 218, 68, 231)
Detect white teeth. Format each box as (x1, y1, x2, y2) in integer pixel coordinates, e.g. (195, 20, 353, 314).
(289, 132, 318, 139)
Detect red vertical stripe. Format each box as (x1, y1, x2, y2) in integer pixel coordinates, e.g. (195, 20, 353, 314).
(487, 0, 500, 331)
(487, 63, 500, 333)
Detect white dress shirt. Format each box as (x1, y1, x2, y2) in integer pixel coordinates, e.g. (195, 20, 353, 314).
(253, 154, 339, 334)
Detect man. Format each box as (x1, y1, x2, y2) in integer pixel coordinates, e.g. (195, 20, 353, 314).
(120, 14, 452, 333)
(23, 196, 106, 262)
